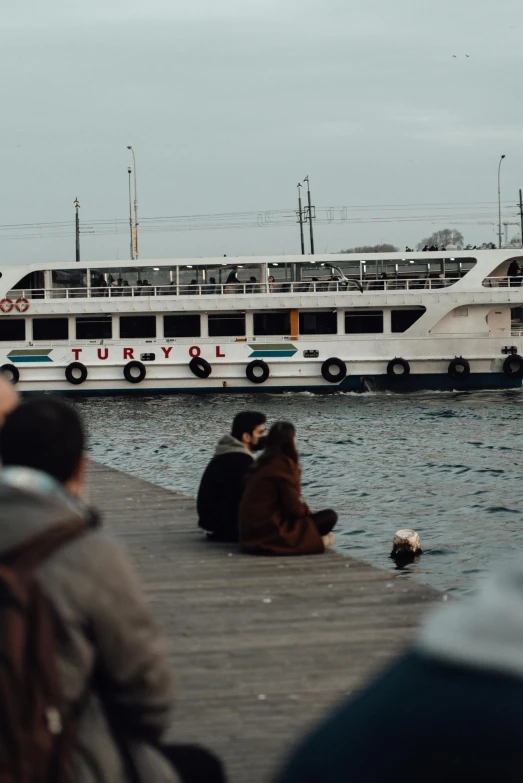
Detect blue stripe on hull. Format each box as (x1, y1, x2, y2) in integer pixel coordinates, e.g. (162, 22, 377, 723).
(18, 372, 523, 396)
(11, 357, 53, 363)
(248, 351, 297, 358)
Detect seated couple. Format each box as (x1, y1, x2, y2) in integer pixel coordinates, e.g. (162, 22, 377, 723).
(197, 412, 337, 555)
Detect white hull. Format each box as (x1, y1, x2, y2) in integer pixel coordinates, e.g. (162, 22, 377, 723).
(1, 248, 523, 393)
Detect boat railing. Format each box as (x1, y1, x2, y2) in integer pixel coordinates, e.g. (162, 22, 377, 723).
(6, 276, 468, 302)
(483, 276, 523, 288)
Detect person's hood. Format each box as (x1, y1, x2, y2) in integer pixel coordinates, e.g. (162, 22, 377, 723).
(0, 467, 96, 555)
(214, 434, 253, 458)
(417, 561, 523, 680)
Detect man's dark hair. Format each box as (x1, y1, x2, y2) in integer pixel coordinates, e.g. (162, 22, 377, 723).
(0, 398, 85, 484)
(231, 411, 266, 441)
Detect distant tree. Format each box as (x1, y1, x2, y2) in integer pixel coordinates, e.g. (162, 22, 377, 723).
(416, 229, 464, 250)
(340, 243, 398, 253)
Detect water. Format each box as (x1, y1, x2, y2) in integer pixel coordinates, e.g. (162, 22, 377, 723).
(73, 390, 523, 595)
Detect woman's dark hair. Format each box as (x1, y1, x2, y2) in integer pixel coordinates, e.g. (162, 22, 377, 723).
(255, 421, 298, 467)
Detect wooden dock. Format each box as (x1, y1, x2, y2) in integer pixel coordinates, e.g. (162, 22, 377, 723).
(89, 461, 441, 783)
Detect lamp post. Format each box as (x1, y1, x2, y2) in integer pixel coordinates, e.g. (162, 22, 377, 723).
(303, 175, 315, 254)
(498, 154, 506, 249)
(128, 167, 134, 260)
(127, 146, 138, 259)
(74, 198, 80, 263)
(297, 183, 305, 255)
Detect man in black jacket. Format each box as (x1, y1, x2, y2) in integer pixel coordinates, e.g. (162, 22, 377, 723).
(197, 411, 266, 541)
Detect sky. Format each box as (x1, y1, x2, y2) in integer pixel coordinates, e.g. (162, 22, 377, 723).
(1, 0, 523, 264)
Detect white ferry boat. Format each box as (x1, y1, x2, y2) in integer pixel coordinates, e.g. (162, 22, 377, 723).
(0, 249, 522, 394)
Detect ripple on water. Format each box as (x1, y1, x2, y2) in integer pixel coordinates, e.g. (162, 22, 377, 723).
(73, 389, 523, 596)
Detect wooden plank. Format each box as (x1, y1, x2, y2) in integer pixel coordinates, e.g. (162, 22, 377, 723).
(88, 461, 441, 783)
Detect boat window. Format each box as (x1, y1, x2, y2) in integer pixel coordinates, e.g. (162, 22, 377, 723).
(164, 315, 201, 338)
(345, 310, 383, 334)
(208, 313, 246, 337)
(391, 308, 426, 332)
(299, 311, 337, 335)
(119, 316, 156, 339)
(51, 270, 87, 298)
(253, 311, 290, 336)
(76, 316, 112, 340)
(0, 319, 25, 341)
(33, 318, 69, 340)
(10, 271, 45, 298)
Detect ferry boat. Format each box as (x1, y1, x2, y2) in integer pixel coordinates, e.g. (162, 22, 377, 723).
(0, 249, 523, 394)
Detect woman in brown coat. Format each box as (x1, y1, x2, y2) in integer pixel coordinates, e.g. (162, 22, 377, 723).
(239, 421, 337, 555)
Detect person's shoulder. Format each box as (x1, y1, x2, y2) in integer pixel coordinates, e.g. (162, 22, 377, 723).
(259, 455, 297, 475)
(215, 451, 252, 466)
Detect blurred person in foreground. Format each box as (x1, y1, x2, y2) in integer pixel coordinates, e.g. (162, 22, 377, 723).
(197, 411, 266, 542)
(0, 398, 225, 783)
(0, 374, 19, 425)
(239, 421, 337, 555)
(277, 562, 523, 782)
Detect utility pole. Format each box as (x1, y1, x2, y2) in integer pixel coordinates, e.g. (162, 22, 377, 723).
(128, 167, 134, 260)
(498, 154, 506, 249)
(297, 183, 305, 255)
(303, 175, 315, 254)
(519, 189, 523, 248)
(127, 146, 139, 259)
(74, 198, 80, 262)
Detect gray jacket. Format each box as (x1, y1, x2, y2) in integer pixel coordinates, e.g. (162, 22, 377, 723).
(0, 482, 179, 783)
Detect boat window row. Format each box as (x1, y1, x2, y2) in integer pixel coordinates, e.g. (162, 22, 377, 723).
(0, 308, 426, 341)
(9, 257, 477, 299)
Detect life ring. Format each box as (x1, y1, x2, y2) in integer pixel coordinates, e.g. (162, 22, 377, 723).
(246, 360, 269, 384)
(321, 357, 347, 383)
(0, 298, 14, 314)
(65, 362, 88, 385)
(123, 360, 146, 384)
(0, 364, 19, 385)
(448, 357, 470, 379)
(387, 358, 410, 378)
(189, 357, 212, 379)
(503, 353, 523, 379)
(15, 297, 30, 313)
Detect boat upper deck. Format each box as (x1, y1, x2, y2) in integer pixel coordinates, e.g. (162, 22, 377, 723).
(2, 249, 522, 303)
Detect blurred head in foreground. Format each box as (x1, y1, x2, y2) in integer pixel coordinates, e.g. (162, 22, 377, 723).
(0, 398, 86, 498)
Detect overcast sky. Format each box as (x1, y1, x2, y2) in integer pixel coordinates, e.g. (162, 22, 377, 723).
(1, 0, 522, 264)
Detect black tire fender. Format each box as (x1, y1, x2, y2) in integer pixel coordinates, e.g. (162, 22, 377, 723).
(321, 357, 347, 383)
(246, 360, 269, 384)
(503, 353, 523, 379)
(189, 357, 212, 379)
(0, 363, 19, 385)
(123, 360, 146, 384)
(65, 362, 88, 385)
(387, 358, 410, 379)
(448, 357, 470, 379)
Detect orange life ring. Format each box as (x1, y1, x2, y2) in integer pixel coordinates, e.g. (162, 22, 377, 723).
(15, 297, 30, 313)
(0, 298, 14, 314)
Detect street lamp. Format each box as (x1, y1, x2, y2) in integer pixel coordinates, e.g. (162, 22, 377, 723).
(297, 183, 305, 255)
(127, 167, 134, 260)
(498, 154, 506, 249)
(127, 146, 138, 259)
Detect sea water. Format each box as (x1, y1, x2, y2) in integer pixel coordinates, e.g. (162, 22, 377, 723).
(74, 389, 523, 595)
